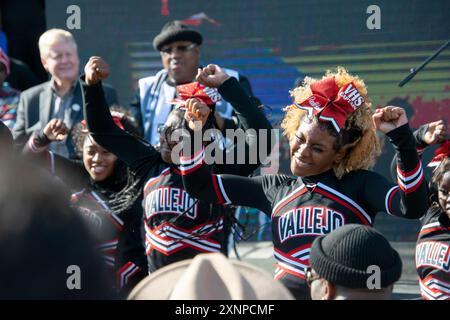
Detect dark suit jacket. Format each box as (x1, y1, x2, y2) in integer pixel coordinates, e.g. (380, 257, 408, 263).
(13, 79, 118, 158)
(6, 58, 41, 91)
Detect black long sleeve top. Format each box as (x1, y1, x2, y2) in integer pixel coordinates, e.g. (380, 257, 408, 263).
(84, 77, 272, 272)
(181, 123, 429, 297)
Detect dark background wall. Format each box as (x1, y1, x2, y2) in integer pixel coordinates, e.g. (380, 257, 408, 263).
(43, 0, 449, 120)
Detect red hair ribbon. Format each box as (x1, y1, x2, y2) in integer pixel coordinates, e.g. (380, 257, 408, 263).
(170, 82, 221, 107)
(428, 139, 450, 168)
(81, 113, 125, 131)
(294, 77, 365, 132)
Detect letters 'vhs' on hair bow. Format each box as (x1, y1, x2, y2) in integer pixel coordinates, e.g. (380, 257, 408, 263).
(170, 82, 221, 107)
(293, 77, 365, 132)
(428, 139, 450, 168)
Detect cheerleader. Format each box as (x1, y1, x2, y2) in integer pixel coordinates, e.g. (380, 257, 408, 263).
(82, 57, 272, 273)
(415, 142, 450, 300)
(180, 67, 429, 299)
(24, 107, 147, 295)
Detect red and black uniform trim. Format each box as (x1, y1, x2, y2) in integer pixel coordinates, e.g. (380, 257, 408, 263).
(83, 77, 271, 273)
(181, 124, 428, 299)
(70, 188, 147, 293)
(416, 205, 450, 300)
(24, 135, 148, 294)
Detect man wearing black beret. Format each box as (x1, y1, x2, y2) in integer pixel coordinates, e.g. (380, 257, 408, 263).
(130, 20, 260, 146)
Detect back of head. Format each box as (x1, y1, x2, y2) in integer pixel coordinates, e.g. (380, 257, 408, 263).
(128, 253, 294, 300)
(310, 224, 402, 298)
(0, 157, 114, 299)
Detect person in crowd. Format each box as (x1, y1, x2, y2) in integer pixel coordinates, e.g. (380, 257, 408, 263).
(128, 252, 294, 300)
(130, 20, 260, 145)
(415, 143, 450, 300)
(0, 47, 20, 130)
(307, 224, 402, 300)
(23, 107, 148, 296)
(13, 28, 118, 159)
(82, 56, 272, 273)
(0, 156, 114, 299)
(179, 67, 429, 299)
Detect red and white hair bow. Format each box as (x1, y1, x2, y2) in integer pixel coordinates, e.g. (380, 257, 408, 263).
(294, 77, 365, 132)
(170, 82, 221, 107)
(428, 139, 450, 168)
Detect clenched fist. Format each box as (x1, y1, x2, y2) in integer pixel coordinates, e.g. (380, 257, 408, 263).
(423, 120, 447, 145)
(372, 106, 408, 134)
(43, 119, 69, 141)
(184, 98, 211, 131)
(84, 56, 110, 85)
(196, 64, 230, 88)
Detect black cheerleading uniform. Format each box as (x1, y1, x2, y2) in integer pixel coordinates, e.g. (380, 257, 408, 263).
(83, 77, 272, 273)
(415, 205, 450, 300)
(390, 123, 432, 181)
(24, 133, 148, 295)
(181, 124, 429, 299)
(388, 124, 450, 300)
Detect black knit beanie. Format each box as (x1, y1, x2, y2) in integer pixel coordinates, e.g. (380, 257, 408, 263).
(310, 224, 402, 289)
(153, 20, 203, 51)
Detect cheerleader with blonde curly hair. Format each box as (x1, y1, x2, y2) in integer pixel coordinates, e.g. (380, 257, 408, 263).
(181, 67, 429, 299)
(282, 67, 380, 178)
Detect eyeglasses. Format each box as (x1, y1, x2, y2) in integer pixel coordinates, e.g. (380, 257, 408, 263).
(305, 267, 321, 287)
(160, 43, 197, 56)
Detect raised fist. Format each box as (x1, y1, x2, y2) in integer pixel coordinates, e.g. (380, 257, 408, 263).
(43, 119, 69, 141)
(196, 64, 230, 88)
(84, 56, 110, 85)
(184, 98, 211, 131)
(423, 120, 447, 145)
(372, 106, 408, 134)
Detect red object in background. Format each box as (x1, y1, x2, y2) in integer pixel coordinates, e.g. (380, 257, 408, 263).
(161, 0, 169, 16)
(181, 13, 221, 27)
(409, 96, 450, 128)
(428, 140, 450, 168)
(171, 82, 221, 107)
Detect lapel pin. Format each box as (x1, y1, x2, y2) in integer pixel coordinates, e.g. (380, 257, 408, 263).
(72, 103, 81, 112)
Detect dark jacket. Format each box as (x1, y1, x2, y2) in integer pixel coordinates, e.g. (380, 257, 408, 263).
(13, 79, 118, 159)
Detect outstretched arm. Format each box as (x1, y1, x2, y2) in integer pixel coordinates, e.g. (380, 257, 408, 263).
(83, 57, 159, 167)
(23, 119, 87, 190)
(389, 120, 447, 180)
(370, 106, 429, 219)
(180, 100, 273, 215)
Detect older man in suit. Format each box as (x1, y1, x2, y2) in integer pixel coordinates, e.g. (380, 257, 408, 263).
(13, 29, 118, 159)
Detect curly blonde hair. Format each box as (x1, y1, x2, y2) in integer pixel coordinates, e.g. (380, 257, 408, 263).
(281, 67, 380, 178)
